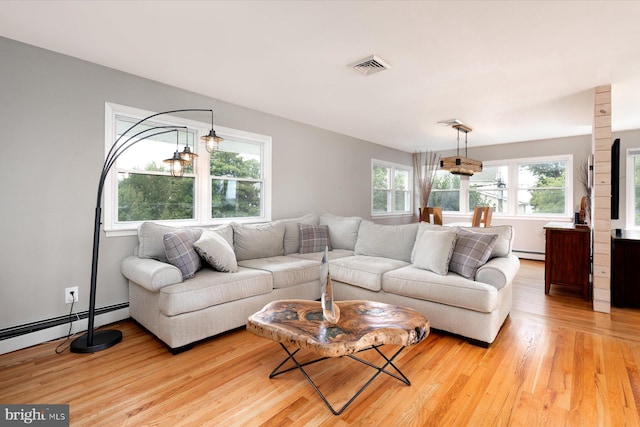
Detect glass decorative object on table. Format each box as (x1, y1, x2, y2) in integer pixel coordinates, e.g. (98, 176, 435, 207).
(320, 246, 340, 324)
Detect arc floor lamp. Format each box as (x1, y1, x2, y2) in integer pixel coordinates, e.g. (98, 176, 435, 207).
(70, 108, 223, 353)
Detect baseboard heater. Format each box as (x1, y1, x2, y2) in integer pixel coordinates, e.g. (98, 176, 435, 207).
(512, 249, 544, 261)
(0, 303, 129, 341)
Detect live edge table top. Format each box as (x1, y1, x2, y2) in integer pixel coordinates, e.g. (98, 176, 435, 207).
(246, 300, 430, 358)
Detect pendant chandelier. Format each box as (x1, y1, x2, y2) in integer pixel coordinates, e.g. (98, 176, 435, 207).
(439, 123, 483, 176)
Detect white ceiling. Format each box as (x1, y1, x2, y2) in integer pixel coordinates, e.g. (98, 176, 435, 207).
(2, 1, 640, 152)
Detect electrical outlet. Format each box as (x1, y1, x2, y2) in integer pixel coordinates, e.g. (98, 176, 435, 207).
(65, 286, 78, 304)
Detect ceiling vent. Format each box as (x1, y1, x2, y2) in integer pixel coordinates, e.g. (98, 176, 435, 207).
(349, 55, 391, 76)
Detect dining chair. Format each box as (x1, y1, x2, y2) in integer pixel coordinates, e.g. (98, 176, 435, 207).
(471, 206, 493, 227)
(419, 207, 443, 225)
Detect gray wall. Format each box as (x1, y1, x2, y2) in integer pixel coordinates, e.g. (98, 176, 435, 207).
(0, 37, 411, 330)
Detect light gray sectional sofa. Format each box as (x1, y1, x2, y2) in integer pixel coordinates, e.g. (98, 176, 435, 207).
(121, 213, 520, 352)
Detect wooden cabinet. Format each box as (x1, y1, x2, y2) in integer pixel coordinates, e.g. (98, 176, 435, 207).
(611, 230, 640, 308)
(544, 222, 591, 301)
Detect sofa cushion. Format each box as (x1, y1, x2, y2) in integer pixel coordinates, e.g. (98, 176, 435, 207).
(159, 267, 273, 316)
(138, 222, 203, 263)
(413, 228, 458, 275)
(383, 266, 499, 313)
(237, 256, 320, 289)
(163, 229, 201, 280)
(279, 213, 320, 255)
(460, 225, 513, 258)
(233, 222, 286, 261)
(299, 224, 332, 254)
(319, 213, 361, 250)
(330, 255, 409, 292)
(194, 230, 238, 273)
(449, 228, 499, 279)
(410, 222, 452, 263)
(137, 222, 233, 262)
(354, 221, 418, 262)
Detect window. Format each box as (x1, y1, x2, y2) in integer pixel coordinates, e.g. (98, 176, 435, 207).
(469, 165, 509, 213)
(517, 159, 567, 214)
(626, 149, 640, 228)
(372, 160, 412, 216)
(211, 139, 264, 219)
(430, 155, 572, 217)
(431, 170, 460, 212)
(104, 103, 271, 235)
(115, 116, 197, 222)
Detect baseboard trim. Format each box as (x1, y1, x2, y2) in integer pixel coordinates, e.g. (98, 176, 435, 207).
(0, 304, 130, 355)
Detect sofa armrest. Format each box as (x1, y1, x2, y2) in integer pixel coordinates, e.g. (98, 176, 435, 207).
(121, 256, 182, 292)
(475, 254, 520, 290)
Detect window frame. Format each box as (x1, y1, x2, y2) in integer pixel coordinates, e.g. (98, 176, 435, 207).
(371, 159, 413, 218)
(103, 103, 272, 236)
(626, 148, 640, 229)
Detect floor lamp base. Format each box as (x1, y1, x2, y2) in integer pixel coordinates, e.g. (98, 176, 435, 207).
(70, 330, 123, 353)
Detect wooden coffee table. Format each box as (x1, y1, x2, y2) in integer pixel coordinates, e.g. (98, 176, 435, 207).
(247, 299, 430, 415)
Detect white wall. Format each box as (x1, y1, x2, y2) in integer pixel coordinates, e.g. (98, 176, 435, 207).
(439, 134, 593, 257)
(438, 130, 640, 257)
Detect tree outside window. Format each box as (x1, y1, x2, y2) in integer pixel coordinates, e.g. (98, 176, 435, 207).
(116, 117, 196, 222)
(518, 161, 567, 214)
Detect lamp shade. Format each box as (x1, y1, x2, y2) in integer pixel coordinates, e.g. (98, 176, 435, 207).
(163, 151, 187, 177)
(180, 145, 198, 162)
(201, 129, 224, 153)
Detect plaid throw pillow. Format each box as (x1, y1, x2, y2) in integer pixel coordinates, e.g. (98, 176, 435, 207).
(298, 224, 332, 254)
(449, 228, 499, 279)
(163, 229, 201, 280)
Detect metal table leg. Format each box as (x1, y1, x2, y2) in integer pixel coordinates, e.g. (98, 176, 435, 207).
(269, 343, 410, 415)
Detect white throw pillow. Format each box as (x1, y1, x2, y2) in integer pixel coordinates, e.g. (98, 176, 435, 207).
(194, 230, 238, 273)
(413, 228, 458, 275)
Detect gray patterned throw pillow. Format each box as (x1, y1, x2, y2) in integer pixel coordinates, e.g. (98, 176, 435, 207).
(449, 228, 499, 279)
(163, 228, 201, 280)
(298, 224, 332, 254)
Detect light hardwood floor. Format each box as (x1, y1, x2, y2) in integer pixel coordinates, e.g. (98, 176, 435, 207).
(1, 260, 639, 426)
